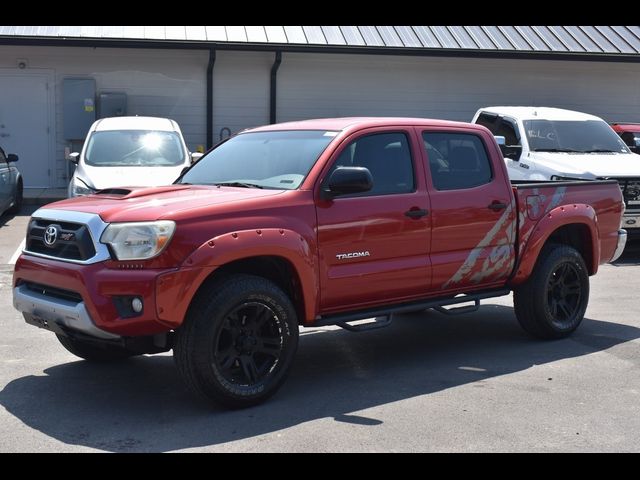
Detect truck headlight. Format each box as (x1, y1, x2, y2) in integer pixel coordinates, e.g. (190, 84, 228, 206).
(70, 177, 97, 197)
(100, 221, 176, 260)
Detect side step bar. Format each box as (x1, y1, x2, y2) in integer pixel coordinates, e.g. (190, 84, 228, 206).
(312, 289, 510, 332)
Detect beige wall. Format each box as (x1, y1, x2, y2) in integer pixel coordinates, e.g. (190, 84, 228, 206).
(0, 45, 207, 187)
(1, 44, 639, 187)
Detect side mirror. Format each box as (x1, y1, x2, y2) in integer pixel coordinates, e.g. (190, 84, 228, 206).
(323, 167, 373, 199)
(499, 144, 523, 161)
(69, 152, 80, 164)
(7, 153, 18, 163)
(494, 135, 506, 146)
(190, 152, 204, 163)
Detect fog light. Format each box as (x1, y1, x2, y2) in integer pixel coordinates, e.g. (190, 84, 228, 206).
(131, 297, 143, 313)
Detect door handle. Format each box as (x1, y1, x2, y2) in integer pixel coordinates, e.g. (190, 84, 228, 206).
(0, 133, 9, 138)
(488, 201, 508, 211)
(405, 208, 429, 219)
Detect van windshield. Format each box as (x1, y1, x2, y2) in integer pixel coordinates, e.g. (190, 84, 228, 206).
(524, 120, 630, 154)
(85, 130, 186, 167)
(177, 130, 337, 190)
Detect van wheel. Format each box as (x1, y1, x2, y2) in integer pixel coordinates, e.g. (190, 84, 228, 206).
(174, 274, 299, 409)
(56, 334, 133, 362)
(513, 244, 589, 339)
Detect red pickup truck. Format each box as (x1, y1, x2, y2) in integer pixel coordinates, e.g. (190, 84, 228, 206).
(13, 118, 626, 408)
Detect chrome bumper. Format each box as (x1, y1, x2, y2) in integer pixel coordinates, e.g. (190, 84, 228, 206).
(622, 212, 640, 229)
(13, 284, 120, 340)
(610, 229, 627, 263)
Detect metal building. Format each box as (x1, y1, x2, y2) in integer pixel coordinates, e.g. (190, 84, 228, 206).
(1, 26, 639, 190)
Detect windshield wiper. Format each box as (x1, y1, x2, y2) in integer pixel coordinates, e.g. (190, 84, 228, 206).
(532, 148, 580, 152)
(580, 149, 618, 153)
(214, 181, 264, 189)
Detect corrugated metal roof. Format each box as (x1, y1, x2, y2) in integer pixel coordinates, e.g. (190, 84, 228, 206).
(1, 26, 639, 55)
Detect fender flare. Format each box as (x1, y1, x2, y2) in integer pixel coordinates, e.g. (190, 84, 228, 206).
(510, 204, 599, 286)
(156, 228, 319, 327)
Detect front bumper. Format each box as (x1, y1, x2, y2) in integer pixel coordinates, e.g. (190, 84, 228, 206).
(14, 284, 119, 339)
(622, 211, 640, 232)
(12, 254, 197, 337)
(610, 229, 628, 263)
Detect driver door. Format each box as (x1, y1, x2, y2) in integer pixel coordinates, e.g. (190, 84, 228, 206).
(315, 128, 431, 313)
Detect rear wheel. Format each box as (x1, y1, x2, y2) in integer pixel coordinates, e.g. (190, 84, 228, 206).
(56, 334, 134, 362)
(174, 274, 299, 409)
(513, 244, 589, 339)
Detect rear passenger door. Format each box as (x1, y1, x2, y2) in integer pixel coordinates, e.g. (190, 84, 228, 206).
(316, 128, 431, 313)
(421, 128, 516, 292)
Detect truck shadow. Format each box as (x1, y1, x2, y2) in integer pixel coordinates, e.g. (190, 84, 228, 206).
(1, 306, 638, 452)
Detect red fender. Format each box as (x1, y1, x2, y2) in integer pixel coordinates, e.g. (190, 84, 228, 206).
(509, 204, 599, 286)
(155, 228, 319, 327)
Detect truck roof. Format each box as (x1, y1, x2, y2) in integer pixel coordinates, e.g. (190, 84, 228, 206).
(93, 116, 180, 132)
(477, 106, 604, 122)
(246, 117, 479, 133)
(611, 123, 640, 133)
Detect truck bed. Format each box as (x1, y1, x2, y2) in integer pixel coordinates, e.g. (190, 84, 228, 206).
(512, 179, 623, 276)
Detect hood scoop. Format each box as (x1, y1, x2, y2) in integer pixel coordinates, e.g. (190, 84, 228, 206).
(96, 188, 132, 196)
(94, 185, 192, 199)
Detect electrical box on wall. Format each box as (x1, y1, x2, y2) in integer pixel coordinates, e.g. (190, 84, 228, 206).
(63, 78, 96, 140)
(98, 92, 127, 118)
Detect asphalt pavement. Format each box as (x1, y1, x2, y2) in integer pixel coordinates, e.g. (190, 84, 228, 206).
(0, 206, 638, 452)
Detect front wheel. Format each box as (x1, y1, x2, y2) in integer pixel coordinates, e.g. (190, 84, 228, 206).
(174, 274, 299, 408)
(513, 244, 589, 339)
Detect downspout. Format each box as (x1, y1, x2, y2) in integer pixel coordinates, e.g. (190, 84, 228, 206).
(206, 48, 216, 149)
(270, 51, 282, 124)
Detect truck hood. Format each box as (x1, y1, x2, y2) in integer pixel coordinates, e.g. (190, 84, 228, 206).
(76, 164, 187, 190)
(43, 184, 285, 223)
(531, 151, 640, 178)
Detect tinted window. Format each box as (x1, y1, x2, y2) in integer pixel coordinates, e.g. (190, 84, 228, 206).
(179, 130, 336, 190)
(494, 119, 519, 146)
(330, 132, 414, 195)
(620, 132, 640, 153)
(85, 130, 186, 167)
(523, 119, 629, 153)
(0, 148, 6, 165)
(423, 132, 493, 190)
(476, 112, 519, 146)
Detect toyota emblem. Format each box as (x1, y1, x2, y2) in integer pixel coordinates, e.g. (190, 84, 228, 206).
(43, 225, 59, 247)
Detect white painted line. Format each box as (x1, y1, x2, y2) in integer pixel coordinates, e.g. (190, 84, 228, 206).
(8, 239, 25, 265)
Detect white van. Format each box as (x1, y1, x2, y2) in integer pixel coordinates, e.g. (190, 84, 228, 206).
(68, 116, 200, 197)
(472, 106, 640, 233)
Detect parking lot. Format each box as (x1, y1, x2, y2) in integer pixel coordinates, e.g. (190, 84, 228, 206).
(0, 206, 638, 452)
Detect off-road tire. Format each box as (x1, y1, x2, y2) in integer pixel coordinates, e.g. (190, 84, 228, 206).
(514, 244, 589, 339)
(174, 274, 299, 409)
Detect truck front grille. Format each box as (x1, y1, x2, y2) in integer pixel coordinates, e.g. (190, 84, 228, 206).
(26, 218, 96, 261)
(604, 178, 640, 211)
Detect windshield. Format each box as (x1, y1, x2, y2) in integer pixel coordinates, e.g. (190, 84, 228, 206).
(85, 130, 186, 167)
(177, 130, 337, 190)
(524, 119, 630, 153)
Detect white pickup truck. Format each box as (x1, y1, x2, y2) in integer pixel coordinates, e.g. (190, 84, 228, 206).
(472, 106, 640, 235)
